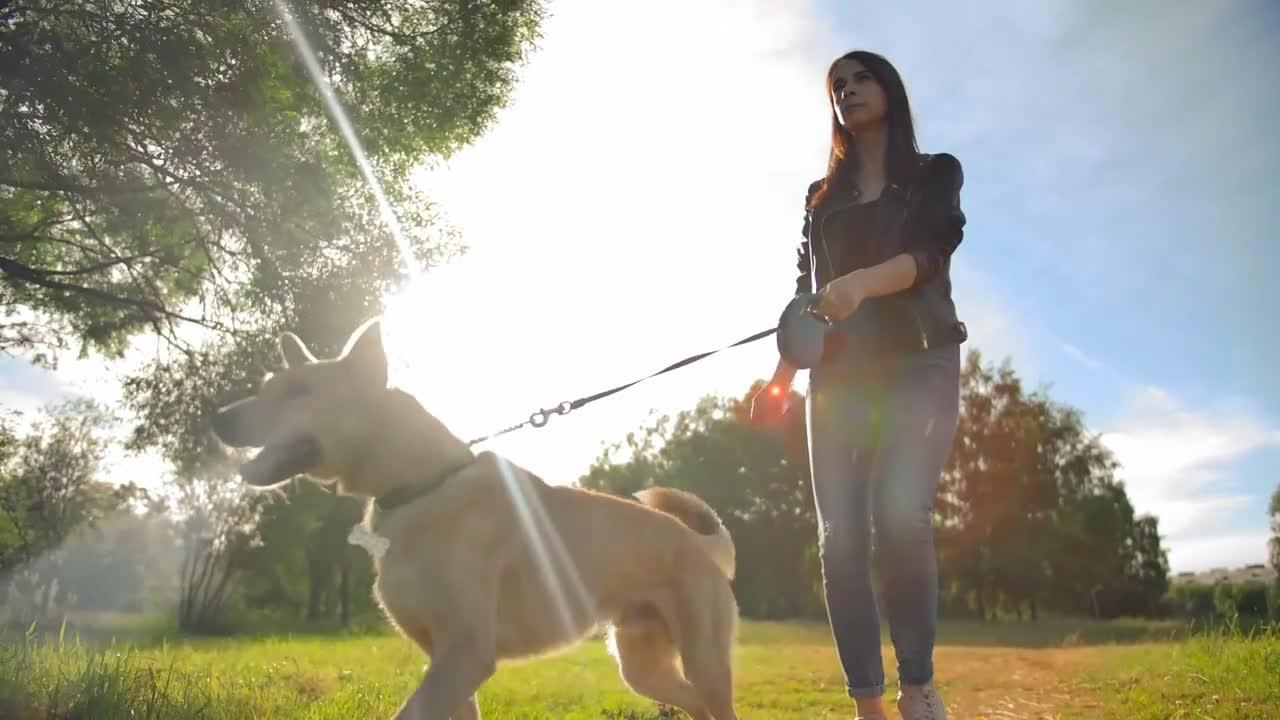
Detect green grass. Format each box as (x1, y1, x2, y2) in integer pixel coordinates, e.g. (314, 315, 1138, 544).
(1, 622, 846, 720)
(1084, 616, 1280, 720)
(0, 616, 1274, 719)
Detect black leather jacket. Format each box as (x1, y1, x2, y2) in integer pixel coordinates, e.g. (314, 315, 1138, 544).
(796, 152, 969, 354)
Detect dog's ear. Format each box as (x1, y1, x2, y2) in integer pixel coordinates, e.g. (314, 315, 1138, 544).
(278, 332, 315, 368)
(342, 318, 387, 388)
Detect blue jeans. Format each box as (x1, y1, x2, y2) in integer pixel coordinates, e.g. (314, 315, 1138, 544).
(804, 340, 960, 698)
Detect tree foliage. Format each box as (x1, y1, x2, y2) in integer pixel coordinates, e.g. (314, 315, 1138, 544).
(579, 350, 1172, 622)
(236, 479, 372, 627)
(939, 350, 1170, 619)
(1269, 482, 1279, 584)
(579, 385, 823, 619)
(1, 0, 544, 365)
(160, 453, 269, 633)
(0, 0, 545, 631)
(0, 399, 139, 621)
(25, 495, 181, 616)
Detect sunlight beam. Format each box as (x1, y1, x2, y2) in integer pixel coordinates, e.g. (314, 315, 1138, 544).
(274, 0, 598, 645)
(272, 0, 421, 280)
(494, 456, 597, 644)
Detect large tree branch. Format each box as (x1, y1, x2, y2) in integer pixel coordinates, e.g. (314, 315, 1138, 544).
(0, 254, 239, 338)
(0, 215, 79, 244)
(0, 176, 163, 196)
(0, 318, 66, 357)
(25, 251, 161, 278)
(139, 171, 244, 302)
(123, 147, 254, 221)
(61, 194, 194, 349)
(315, 1, 485, 63)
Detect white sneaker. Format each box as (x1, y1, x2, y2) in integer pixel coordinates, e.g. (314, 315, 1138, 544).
(896, 680, 947, 720)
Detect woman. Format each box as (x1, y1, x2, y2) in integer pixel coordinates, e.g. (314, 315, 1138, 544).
(751, 50, 967, 720)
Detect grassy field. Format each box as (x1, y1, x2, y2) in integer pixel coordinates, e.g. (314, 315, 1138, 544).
(1, 616, 1275, 719)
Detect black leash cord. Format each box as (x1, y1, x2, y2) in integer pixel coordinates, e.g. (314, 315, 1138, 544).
(465, 325, 778, 446)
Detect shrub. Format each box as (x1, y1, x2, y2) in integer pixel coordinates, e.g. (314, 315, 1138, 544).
(1162, 584, 1216, 619)
(1232, 582, 1270, 618)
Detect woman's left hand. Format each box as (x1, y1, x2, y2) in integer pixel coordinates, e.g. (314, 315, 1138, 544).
(813, 271, 867, 322)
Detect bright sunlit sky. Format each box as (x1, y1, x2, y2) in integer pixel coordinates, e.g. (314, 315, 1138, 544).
(2, 0, 1277, 574)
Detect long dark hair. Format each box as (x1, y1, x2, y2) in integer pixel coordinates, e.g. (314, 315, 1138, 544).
(808, 50, 920, 209)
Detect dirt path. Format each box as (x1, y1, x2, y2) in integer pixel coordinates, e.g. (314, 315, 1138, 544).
(929, 646, 1115, 720)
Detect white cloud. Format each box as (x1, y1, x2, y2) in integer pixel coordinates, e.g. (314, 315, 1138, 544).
(1168, 532, 1273, 576)
(0, 356, 66, 419)
(0, 387, 51, 421)
(1100, 386, 1280, 570)
(1060, 342, 1102, 370)
(0, 337, 171, 491)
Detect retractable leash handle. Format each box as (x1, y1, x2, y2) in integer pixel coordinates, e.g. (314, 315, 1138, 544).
(776, 291, 832, 370)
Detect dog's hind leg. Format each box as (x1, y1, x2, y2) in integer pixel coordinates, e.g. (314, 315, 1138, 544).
(608, 611, 710, 720)
(675, 578, 740, 720)
(450, 696, 479, 720)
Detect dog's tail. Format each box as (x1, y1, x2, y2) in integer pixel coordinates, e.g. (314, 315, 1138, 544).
(633, 486, 735, 580)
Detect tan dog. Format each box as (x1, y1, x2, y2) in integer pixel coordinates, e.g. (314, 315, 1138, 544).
(210, 318, 741, 720)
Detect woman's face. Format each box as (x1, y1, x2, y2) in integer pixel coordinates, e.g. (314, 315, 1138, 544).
(830, 57, 887, 132)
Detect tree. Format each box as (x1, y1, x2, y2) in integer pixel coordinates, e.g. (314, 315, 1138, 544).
(938, 350, 1048, 620)
(38, 496, 182, 615)
(1269, 482, 1279, 585)
(0, 399, 139, 621)
(577, 350, 1174, 624)
(236, 479, 371, 626)
(1124, 514, 1171, 615)
(1, 0, 544, 365)
(937, 349, 1170, 620)
(1, 1, 545, 629)
(579, 383, 826, 620)
(164, 453, 268, 634)
(0, 409, 24, 592)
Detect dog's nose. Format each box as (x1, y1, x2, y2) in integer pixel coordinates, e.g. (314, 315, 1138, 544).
(211, 409, 236, 442)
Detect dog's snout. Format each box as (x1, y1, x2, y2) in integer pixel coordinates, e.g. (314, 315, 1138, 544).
(211, 407, 238, 443)
(211, 399, 256, 447)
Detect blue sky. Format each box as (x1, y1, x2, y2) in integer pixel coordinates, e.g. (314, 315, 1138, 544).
(823, 0, 1280, 570)
(2, 0, 1277, 573)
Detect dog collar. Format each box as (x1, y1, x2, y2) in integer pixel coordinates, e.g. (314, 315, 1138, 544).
(374, 455, 476, 513)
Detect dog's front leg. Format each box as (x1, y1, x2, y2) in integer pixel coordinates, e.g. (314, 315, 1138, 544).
(392, 643, 494, 720)
(391, 564, 500, 720)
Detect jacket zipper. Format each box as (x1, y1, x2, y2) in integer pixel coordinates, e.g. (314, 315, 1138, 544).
(816, 197, 862, 288)
(815, 191, 932, 351)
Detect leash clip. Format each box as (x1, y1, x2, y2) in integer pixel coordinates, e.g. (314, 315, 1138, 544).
(529, 401, 573, 428)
